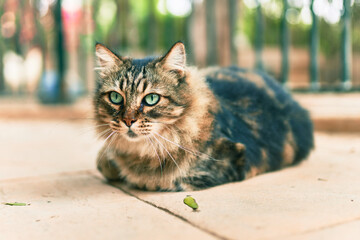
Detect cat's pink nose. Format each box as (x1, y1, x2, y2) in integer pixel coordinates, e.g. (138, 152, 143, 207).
(123, 118, 137, 127)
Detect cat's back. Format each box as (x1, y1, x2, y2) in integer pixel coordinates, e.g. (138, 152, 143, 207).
(205, 66, 290, 108)
(205, 66, 314, 172)
(205, 66, 298, 125)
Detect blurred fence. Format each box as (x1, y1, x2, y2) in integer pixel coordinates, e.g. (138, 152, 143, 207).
(0, 0, 359, 103)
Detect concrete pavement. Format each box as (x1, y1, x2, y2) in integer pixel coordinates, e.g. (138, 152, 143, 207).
(1, 120, 360, 240)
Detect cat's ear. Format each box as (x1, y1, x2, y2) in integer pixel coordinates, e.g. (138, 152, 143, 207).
(159, 42, 186, 77)
(95, 43, 123, 76)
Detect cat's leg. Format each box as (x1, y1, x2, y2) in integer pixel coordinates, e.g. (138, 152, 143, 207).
(96, 145, 122, 181)
(181, 138, 246, 190)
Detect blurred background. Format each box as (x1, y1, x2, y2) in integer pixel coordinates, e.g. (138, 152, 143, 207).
(0, 0, 359, 103)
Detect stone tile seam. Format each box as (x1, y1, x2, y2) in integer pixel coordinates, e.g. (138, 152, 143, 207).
(88, 174, 231, 240)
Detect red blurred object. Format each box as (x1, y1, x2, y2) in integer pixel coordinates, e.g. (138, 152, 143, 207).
(20, 2, 36, 43)
(62, 7, 82, 51)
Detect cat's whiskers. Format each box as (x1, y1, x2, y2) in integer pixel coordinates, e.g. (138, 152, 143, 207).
(94, 67, 106, 71)
(97, 128, 112, 139)
(151, 122, 218, 161)
(105, 132, 119, 170)
(104, 130, 116, 142)
(84, 123, 110, 129)
(152, 131, 220, 162)
(95, 124, 111, 132)
(97, 130, 118, 170)
(96, 130, 113, 165)
(151, 133, 184, 175)
(77, 123, 110, 136)
(146, 136, 163, 177)
(79, 123, 109, 130)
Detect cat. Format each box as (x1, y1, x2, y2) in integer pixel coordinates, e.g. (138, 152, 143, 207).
(94, 41, 314, 191)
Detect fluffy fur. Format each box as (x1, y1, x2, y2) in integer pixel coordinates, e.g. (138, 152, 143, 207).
(94, 42, 314, 191)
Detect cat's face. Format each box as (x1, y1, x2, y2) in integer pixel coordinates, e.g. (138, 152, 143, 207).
(94, 42, 190, 142)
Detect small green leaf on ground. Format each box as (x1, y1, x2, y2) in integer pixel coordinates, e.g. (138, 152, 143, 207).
(317, 178, 328, 181)
(183, 195, 198, 210)
(3, 202, 28, 206)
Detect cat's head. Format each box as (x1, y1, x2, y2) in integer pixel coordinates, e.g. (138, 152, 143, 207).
(94, 42, 192, 142)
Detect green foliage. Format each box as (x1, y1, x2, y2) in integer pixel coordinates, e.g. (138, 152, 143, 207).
(130, 0, 150, 21)
(241, 8, 257, 46)
(91, 0, 359, 57)
(319, 20, 342, 57)
(95, 0, 117, 42)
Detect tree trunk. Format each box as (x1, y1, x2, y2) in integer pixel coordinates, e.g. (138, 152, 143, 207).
(185, 0, 195, 65)
(191, 1, 207, 67)
(54, 0, 66, 102)
(280, 0, 289, 85)
(309, 0, 319, 91)
(119, 0, 129, 52)
(0, 0, 4, 93)
(341, 0, 352, 90)
(146, 0, 157, 54)
(206, 0, 218, 66)
(229, 0, 238, 65)
(216, 0, 231, 66)
(0, 40, 4, 93)
(255, 1, 264, 70)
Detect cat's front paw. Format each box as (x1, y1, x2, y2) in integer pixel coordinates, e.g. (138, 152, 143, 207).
(97, 156, 121, 181)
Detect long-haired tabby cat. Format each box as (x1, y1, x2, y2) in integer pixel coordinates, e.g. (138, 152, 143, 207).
(94, 42, 314, 191)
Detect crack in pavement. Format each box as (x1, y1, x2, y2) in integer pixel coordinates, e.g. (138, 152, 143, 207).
(89, 174, 231, 240)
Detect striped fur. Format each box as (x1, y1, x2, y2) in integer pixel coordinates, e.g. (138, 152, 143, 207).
(94, 42, 314, 191)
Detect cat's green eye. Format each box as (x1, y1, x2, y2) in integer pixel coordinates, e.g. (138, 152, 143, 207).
(109, 91, 123, 104)
(144, 93, 160, 106)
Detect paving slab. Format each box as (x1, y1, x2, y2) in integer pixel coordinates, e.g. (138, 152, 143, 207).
(288, 219, 360, 240)
(1, 118, 360, 240)
(0, 119, 101, 180)
(0, 171, 216, 240)
(112, 133, 360, 240)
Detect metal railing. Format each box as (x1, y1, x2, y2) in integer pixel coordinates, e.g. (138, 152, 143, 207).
(254, 0, 357, 92)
